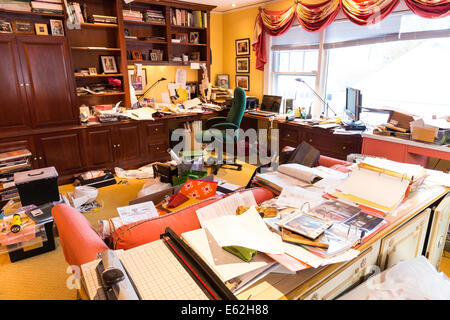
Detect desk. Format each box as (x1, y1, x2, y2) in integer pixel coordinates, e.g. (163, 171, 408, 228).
(362, 132, 450, 167)
(242, 113, 363, 160)
(236, 185, 449, 300)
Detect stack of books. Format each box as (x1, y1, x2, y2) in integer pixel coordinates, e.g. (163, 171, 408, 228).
(144, 9, 165, 24)
(0, 0, 31, 12)
(0, 149, 32, 201)
(87, 14, 117, 24)
(211, 87, 232, 103)
(30, 0, 63, 14)
(123, 9, 143, 22)
(170, 8, 207, 28)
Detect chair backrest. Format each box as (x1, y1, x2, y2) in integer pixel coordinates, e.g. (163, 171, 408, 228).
(226, 87, 246, 128)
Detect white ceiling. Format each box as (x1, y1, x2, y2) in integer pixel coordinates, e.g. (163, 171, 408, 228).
(179, 0, 273, 13)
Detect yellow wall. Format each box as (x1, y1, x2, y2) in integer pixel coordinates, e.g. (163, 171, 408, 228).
(210, 12, 224, 86)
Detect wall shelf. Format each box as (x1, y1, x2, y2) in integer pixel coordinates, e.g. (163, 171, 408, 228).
(80, 23, 119, 29)
(71, 46, 122, 51)
(0, 9, 64, 17)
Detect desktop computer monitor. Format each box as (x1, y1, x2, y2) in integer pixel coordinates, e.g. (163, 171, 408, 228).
(345, 87, 362, 122)
(260, 95, 282, 113)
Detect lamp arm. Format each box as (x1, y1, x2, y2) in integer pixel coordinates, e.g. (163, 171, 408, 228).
(300, 81, 337, 117)
(137, 78, 166, 99)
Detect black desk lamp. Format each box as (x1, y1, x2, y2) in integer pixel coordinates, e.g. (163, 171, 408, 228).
(137, 77, 167, 99)
(296, 78, 337, 117)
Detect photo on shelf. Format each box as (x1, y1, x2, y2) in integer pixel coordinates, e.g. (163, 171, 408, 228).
(50, 19, 64, 36)
(175, 33, 188, 43)
(236, 75, 249, 91)
(128, 69, 147, 95)
(100, 55, 118, 74)
(131, 50, 143, 61)
(236, 57, 250, 73)
(12, 20, 34, 34)
(88, 67, 97, 76)
(0, 20, 12, 34)
(235, 38, 250, 56)
(189, 31, 199, 44)
(216, 74, 229, 89)
(186, 82, 197, 98)
(35, 23, 48, 36)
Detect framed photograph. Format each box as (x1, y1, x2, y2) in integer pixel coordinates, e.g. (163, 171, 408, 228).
(190, 51, 200, 62)
(236, 57, 250, 73)
(186, 81, 197, 98)
(88, 67, 97, 76)
(100, 55, 118, 74)
(216, 74, 229, 89)
(236, 75, 250, 91)
(50, 19, 64, 36)
(189, 32, 199, 44)
(235, 38, 250, 56)
(175, 33, 188, 43)
(131, 50, 142, 61)
(281, 212, 333, 240)
(12, 20, 34, 34)
(35, 23, 48, 35)
(0, 20, 13, 34)
(128, 69, 147, 95)
(150, 52, 158, 61)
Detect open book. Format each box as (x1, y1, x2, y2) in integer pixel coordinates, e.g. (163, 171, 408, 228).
(254, 163, 327, 193)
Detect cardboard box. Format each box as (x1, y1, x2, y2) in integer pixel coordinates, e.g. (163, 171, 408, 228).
(411, 126, 437, 143)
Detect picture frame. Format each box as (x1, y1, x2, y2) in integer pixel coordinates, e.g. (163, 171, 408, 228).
(175, 33, 188, 43)
(189, 32, 199, 44)
(150, 52, 158, 61)
(0, 20, 13, 34)
(131, 50, 142, 61)
(216, 74, 229, 89)
(35, 23, 48, 36)
(50, 19, 64, 36)
(128, 69, 147, 95)
(88, 67, 97, 76)
(190, 52, 200, 62)
(12, 20, 34, 34)
(235, 38, 250, 56)
(100, 55, 119, 74)
(236, 57, 250, 73)
(186, 81, 198, 98)
(236, 75, 250, 91)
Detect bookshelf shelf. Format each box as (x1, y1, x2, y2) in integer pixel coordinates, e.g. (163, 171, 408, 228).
(74, 74, 124, 78)
(78, 92, 126, 97)
(170, 25, 206, 31)
(71, 47, 122, 51)
(126, 39, 168, 45)
(80, 23, 119, 29)
(171, 42, 207, 47)
(123, 20, 166, 27)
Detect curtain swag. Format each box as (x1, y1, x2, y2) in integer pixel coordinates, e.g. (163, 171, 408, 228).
(252, 0, 450, 70)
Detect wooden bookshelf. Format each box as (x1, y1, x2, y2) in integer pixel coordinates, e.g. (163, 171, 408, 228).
(0, 9, 64, 18)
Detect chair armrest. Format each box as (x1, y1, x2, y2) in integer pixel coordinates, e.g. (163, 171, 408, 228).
(205, 116, 227, 128)
(210, 122, 239, 130)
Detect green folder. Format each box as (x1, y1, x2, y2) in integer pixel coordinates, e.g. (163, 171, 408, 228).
(223, 246, 257, 262)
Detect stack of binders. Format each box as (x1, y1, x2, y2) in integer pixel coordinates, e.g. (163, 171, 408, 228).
(0, 149, 32, 202)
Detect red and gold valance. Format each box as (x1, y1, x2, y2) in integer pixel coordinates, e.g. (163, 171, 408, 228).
(253, 0, 450, 70)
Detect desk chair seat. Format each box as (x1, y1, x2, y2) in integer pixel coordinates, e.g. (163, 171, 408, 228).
(195, 87, 247, 174)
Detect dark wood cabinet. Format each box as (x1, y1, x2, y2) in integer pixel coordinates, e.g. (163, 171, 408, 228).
(0, 35, 31, 132)
(115, 124, 142, 164)
(34, 132, 84, 175)
(16, 35, 77, 128)
(84, 128, 115, 168)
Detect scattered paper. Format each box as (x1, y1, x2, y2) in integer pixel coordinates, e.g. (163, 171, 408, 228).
(116, 201, 159, 225)
(275, 186, 324, 210)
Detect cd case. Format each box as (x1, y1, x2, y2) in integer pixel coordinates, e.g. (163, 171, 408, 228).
(280, 212, 333, 240)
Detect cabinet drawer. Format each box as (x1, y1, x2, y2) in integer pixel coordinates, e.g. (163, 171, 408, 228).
(146, 122, 167, 142)
(148, 142, 168, 161)
(279, 125, 298, 142)
(300, 240, 381, 300)
(378, 209, 431, 271)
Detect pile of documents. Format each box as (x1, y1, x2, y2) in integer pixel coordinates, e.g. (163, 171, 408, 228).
(182, 191, 364, 295)
(0, 149, 32, 201)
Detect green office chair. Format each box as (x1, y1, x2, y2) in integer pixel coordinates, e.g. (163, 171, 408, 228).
(195, 87, 247, 174)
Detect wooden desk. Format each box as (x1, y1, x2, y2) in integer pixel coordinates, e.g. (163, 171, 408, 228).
(362, 132, 450, 167)
(242, 113, 363, 160)
(236, 185, 449, 300)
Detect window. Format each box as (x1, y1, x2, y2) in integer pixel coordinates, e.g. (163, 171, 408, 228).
(269, 12, 450, 120)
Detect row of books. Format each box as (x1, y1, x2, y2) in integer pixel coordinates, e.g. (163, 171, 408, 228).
(87, 15, 117, 24)
(123, 9, 143, 22)
(170, 9, 207, 28)
(144, 9, 165, 24)
(0, 149, 32, 202)
(0, 0, 62, 13)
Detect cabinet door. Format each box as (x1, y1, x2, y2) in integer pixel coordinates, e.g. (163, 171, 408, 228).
(115, 124, 142, 164)
(16, 35, 77, 128)
(426, 195, 450, 269)
(300, 241, 381, 300)
(84, 128, 115, 168)
(378, 209, 431, 271)
(0, 35, 31, 132)
(35, 132, 84, 175)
